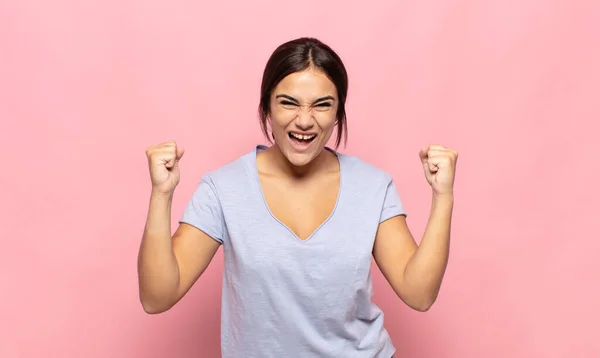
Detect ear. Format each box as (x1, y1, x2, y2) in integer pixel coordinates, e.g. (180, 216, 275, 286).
(265, 114, 272, 128)
(266, 115, 275, 143)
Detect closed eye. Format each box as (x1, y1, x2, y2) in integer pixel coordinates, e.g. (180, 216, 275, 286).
(313, 102, 333, 111)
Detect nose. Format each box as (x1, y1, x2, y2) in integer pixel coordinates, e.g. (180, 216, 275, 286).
(294, 109, 315, 131)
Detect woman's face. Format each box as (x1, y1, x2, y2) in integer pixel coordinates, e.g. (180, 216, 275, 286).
(268, 68, 339, 167)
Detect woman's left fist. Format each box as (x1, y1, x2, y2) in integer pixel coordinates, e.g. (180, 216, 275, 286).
(419, 145, 458, 197)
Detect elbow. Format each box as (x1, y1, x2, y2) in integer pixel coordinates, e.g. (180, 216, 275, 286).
(139, 294, 174, 315)
(411, 299, 435, 312)
(141, 302, 169, 314)
(137, 279, 180, 314)
(400, 280, 441, 312)
(404, 292, 438, 312)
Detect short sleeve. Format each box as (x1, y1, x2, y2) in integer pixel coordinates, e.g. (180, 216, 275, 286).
(379, 180, 407, 223)
(179, 176, 225, 244)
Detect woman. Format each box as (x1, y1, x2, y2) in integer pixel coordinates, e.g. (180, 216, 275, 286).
(138, 37, 458, 358)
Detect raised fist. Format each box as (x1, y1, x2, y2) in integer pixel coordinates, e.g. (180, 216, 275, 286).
(419, 144, 458, 197)
(145, 140, 185, 194)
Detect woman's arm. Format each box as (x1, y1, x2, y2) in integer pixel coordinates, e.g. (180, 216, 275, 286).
(137, 141, 221, 314)
(137, 191, 221, 314)
(373, 195, 453, 311)
(373, 145, 457, 311)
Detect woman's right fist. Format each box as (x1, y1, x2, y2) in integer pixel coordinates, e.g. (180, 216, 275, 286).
(145, 140, 185, 194)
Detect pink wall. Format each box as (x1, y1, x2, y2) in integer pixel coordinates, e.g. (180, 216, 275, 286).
(2, 0, 599, 357)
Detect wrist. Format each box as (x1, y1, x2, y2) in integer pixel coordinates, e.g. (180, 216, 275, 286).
(431, 191, 454, 205)
(151, 188, 175, 200)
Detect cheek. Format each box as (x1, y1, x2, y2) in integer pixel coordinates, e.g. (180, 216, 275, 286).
(269, 106, 295, 128)
(268, 113, 289, 131)
(317, 105, 339, 130)
(315, 114, 338, 132)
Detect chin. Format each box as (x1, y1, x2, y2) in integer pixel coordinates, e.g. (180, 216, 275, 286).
(274, 131, 329, 167)
(280, 141, 325, 168)
(284, 150, 319, 167)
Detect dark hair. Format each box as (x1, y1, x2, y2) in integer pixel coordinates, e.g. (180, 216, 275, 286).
(258, 37, 349, 149)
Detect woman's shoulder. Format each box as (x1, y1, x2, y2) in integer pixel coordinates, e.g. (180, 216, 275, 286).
(338, 151, 393, 184)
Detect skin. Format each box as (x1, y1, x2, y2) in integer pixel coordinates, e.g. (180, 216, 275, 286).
(256, 68, 341, 240)
(138, 142, 221, 314)
(263, 67, 339, 174)
(137, 67, 458, 314)
(373, 145, 457, 311)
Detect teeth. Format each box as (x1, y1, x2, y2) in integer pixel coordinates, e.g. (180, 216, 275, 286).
(291, 133, 316, 140)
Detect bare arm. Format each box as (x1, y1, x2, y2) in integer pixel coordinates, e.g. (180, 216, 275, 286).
(373, 194, 452, 311)
(137, 140, 221, 314)
(137, 190, 220, 314)
(373, 144, 457, 312)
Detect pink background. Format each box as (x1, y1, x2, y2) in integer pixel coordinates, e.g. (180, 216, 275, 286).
(1, 0, 599, 357)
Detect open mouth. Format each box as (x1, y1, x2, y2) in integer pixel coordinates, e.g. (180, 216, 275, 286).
(288, 132, 317, 143)
(287, 132, 317, 151)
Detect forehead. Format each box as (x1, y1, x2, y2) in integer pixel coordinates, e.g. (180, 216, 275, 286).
(273, 68, 337, 99)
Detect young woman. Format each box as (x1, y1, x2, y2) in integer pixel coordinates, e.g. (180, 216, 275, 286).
(138, 37, 458, 358)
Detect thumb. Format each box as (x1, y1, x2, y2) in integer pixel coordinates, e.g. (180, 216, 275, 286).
(176, 145, 185, 161)
(419, 147, 429, 165)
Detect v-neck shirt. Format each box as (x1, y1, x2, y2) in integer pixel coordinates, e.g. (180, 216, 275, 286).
(255, 146, 342, 242)
(179, 145, 406, 358)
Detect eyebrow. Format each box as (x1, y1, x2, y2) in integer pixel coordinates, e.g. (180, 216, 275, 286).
(275, 94, 335, 104)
